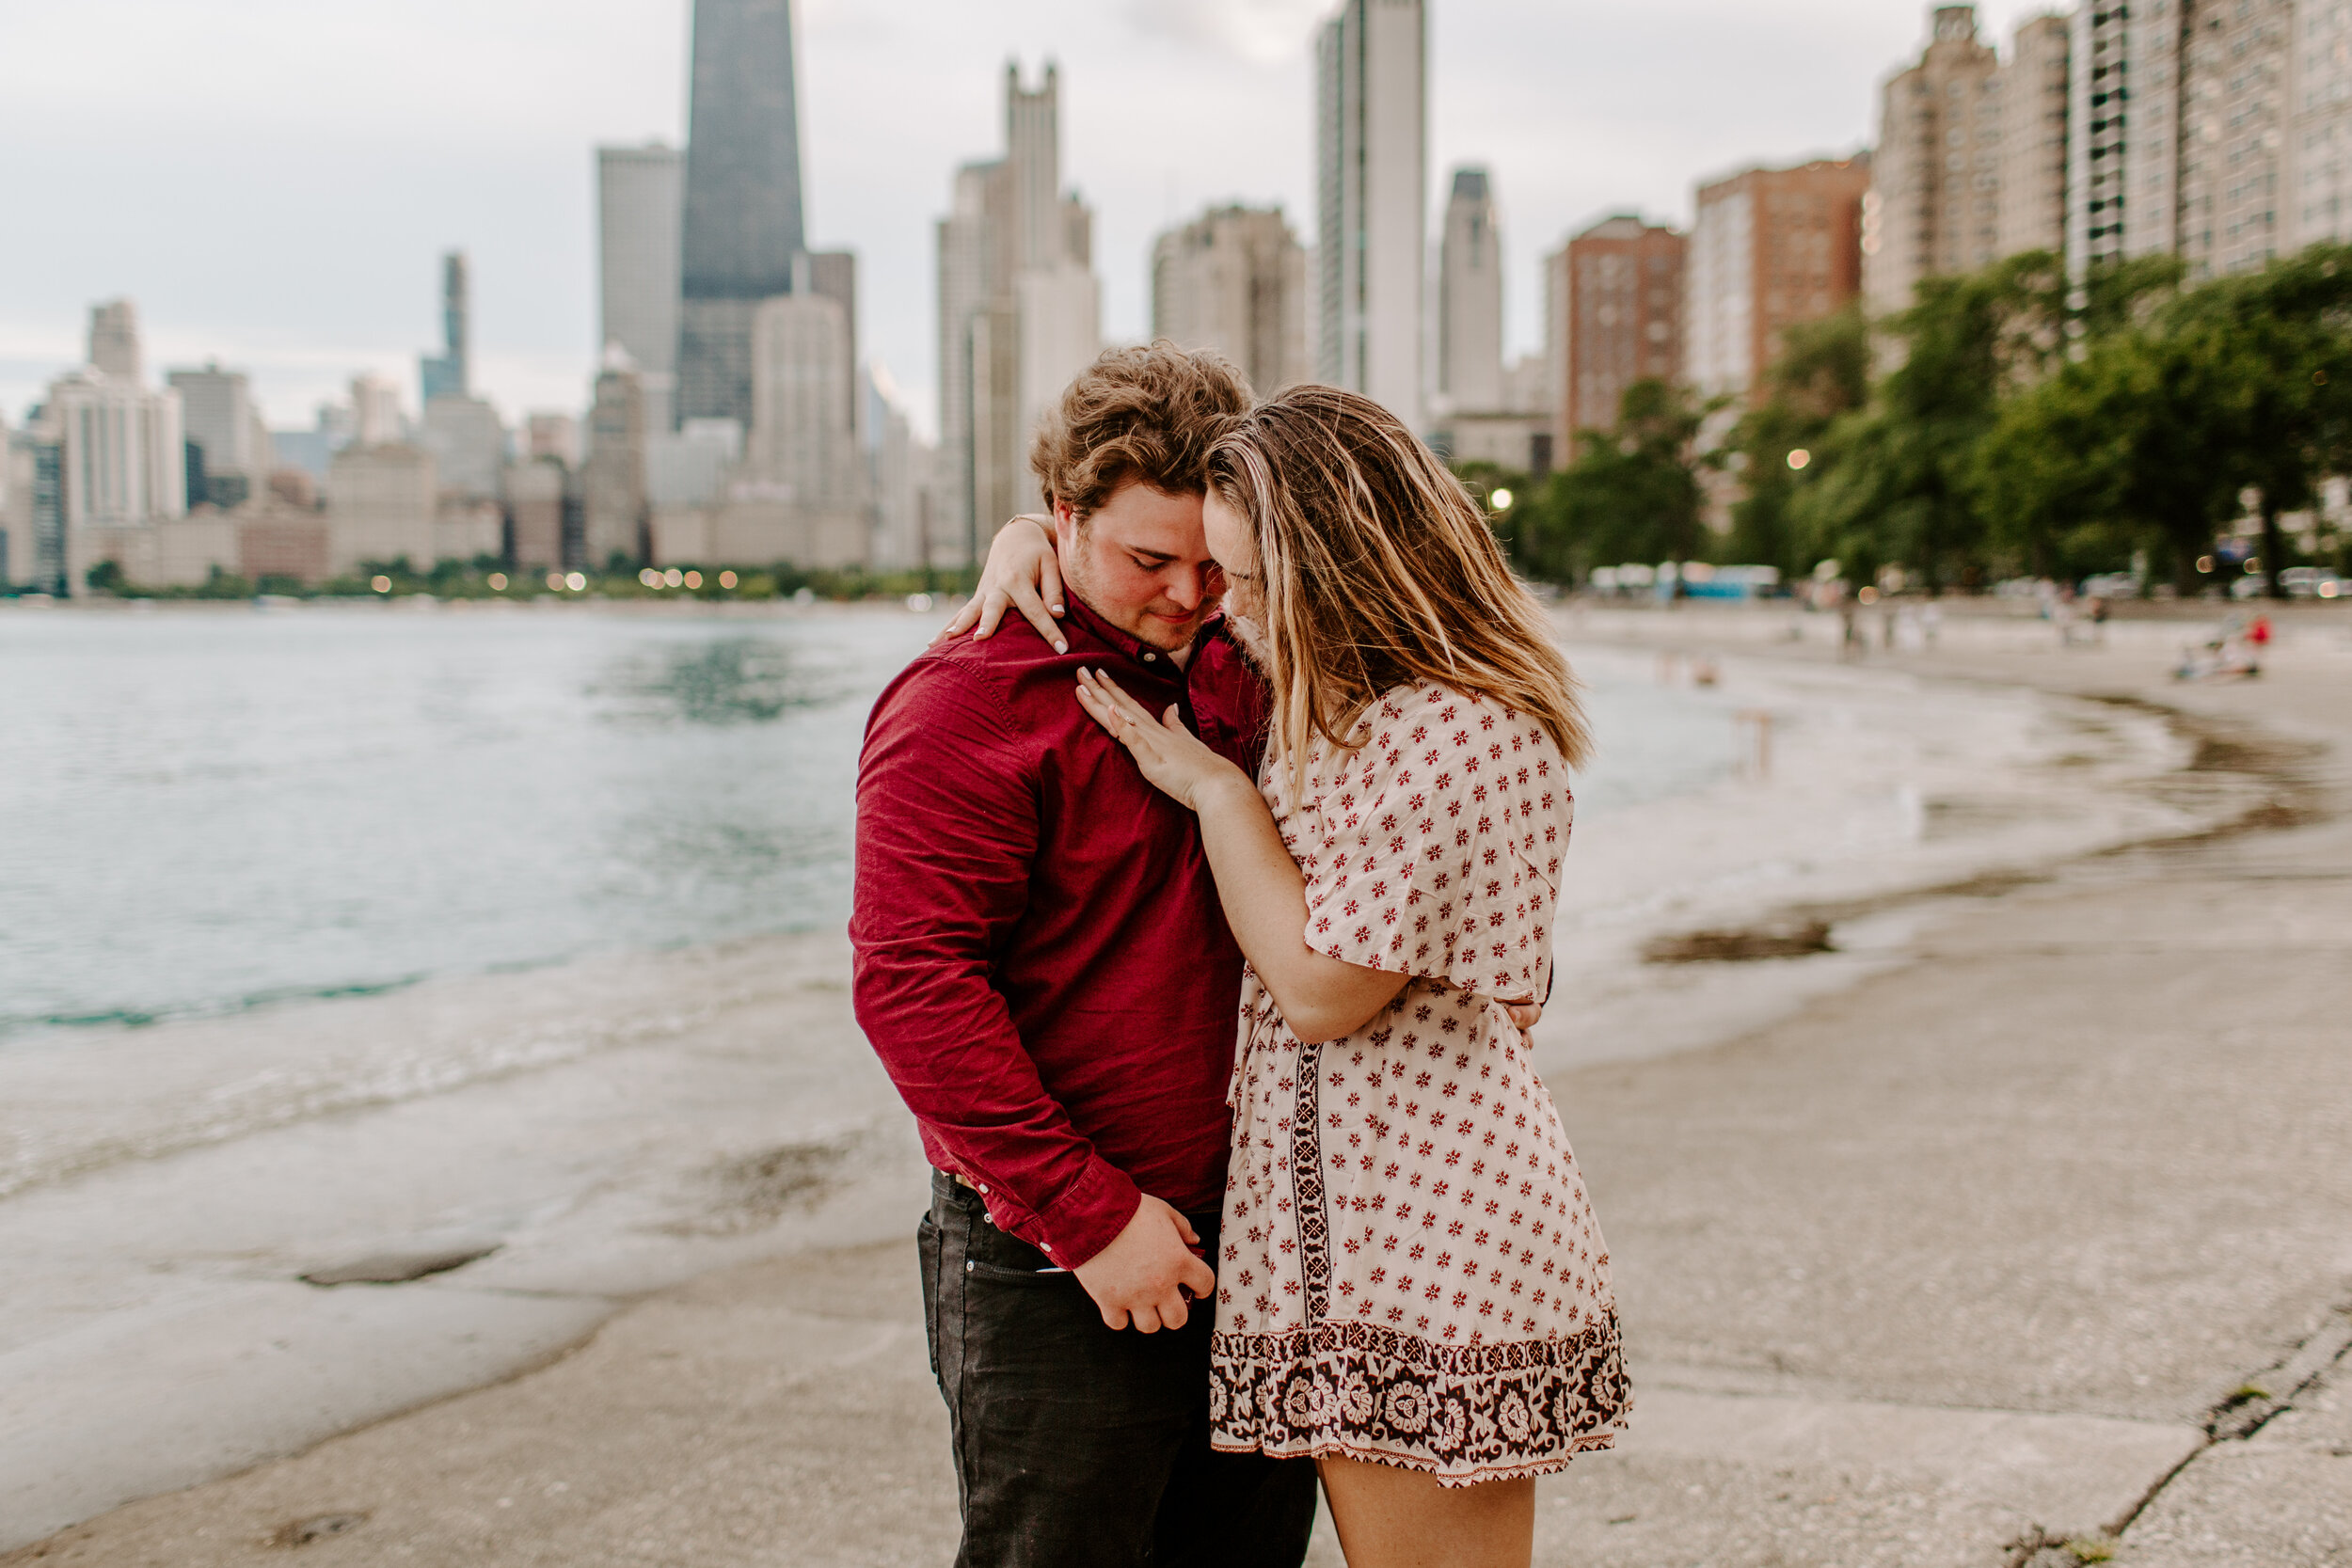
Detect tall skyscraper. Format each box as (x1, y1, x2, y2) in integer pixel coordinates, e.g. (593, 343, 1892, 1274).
(934, 62, 1102, 559)
(1685, 157, 1870, 402)
(167, 363, 264, 504)
(597, 142, 684, 432)
(2069, 1, 2191, 276)
(1549, 215, 1685, 442)
(1864, 5, 2000, 315)
(1994, 14, 2071, 261)
(1316, 0, 1426, 429)
(1438, 167, 1503, 414)
(48, 369, 185, 529)
(1150, 204, 1311, 397)
(420, 252, 469, 405)
(326, 444, 436, 576)
(351, 374, 404, 447)
(676, 0, 807, 431)
(582, 349, 648, 567)
(2293, 2, 2352, 248)
(2180, 0, 2294, 277)
(421, 396, 505, 500)
(87, 300, 141, 382)
(748, 291, 856, 510)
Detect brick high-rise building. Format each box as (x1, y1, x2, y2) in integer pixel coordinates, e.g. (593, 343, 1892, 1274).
(1995, 13, 2071, 260)
(1685, 157, 1869, 402)
(1548, 215, 1686, 444)
(1864, 5, 2001, 314)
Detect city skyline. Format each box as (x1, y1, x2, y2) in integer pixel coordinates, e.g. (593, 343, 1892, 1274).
(0, 0, 2058, 438)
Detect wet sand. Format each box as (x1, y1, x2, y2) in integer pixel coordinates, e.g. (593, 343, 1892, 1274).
(7, 605, 2350, 1565)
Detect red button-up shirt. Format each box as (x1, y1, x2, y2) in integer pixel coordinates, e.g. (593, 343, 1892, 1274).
(850, 596, 1270, 1267)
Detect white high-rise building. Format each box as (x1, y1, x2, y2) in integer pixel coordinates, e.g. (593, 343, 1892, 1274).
(87, 300, 142, 383)
(2293, 1, 2352, 247)
(48, 370, 185, 530)
(167, 363, 263, 493)
(1438, 166, 1503, 415)
(351, 374, 405, 447)
(2069, 0, 2191, 275)
(934, 61, 1102, 557)
(749, 292, 856, 509)
(1994, 13, 2071, 261)
(2180, 0, 2294, 278)
(865, 366, 943, 572)
(597, 142, 684, 433)
(1151, 205, 1311, 397)
(421, 396, 506, 500)
(1316, 0, 1426, 430)
(326, 444, 437, 576)
(1864, 6, 2001, 316)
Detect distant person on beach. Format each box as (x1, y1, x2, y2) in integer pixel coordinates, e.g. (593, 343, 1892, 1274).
(852, 344, 1319, 1566)
(943, 383, 1629, 1566)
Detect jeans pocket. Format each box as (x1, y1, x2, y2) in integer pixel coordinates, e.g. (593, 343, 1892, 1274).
(963, 1257, 1077, 1287)
(916, 1212, 944, 1382)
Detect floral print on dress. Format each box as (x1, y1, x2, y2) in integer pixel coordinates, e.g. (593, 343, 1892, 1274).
(1210, 682, 1629, 1485)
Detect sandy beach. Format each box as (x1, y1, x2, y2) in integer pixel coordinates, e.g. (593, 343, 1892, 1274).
(4, 602, 2348, 1565)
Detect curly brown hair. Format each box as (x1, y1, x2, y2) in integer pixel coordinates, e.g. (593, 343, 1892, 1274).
(1028, 341, 1253, 520)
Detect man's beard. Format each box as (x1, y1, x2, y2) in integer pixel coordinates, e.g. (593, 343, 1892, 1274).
(1061, 551, 1210, 654)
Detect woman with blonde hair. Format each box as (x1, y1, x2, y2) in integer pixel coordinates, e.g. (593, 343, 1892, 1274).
(969, 384, 1628, 1565)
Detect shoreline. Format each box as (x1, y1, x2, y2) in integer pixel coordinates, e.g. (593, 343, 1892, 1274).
(0, 620, 2331, 1553)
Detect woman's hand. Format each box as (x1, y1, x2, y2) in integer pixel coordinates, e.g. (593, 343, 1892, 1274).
(933, 515, 1068, 652)
(1074, 668, 1252, 814)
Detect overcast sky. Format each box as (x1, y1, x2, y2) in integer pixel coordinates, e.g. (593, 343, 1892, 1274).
(0, 0, 2057, 440)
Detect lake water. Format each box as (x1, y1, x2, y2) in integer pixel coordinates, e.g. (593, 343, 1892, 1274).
(0, 605, 1735, 1044)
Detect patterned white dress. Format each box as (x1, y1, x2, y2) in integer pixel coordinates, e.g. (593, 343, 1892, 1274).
(1207, 681, 1630, 1484)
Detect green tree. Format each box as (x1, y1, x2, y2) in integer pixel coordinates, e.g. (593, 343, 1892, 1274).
(1788, 251, 2075, 592)
(2171, 246, 2352, 596)
(1528, 379, 1721, 581)
(1723, 306, 1870, 576)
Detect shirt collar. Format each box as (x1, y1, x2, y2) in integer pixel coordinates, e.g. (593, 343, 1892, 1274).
(1059, 593, 1229, 672)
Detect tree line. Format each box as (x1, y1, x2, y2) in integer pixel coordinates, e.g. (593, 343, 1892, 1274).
(1474, 245, 2352, 598)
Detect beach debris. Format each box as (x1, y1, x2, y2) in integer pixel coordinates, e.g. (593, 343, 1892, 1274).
(1643, 919, 1835, 964)
(299, 1243, 500, 1287)
(270, 1513, 368, 1547)
(664, 1134, 857, 1237)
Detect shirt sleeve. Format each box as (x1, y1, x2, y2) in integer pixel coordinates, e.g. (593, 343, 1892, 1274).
(1297, 689, 1565, 1002)
(849, 657, 1141, 1267)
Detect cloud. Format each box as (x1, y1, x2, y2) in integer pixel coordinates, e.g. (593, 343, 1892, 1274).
(1123, 0, 1327, 66)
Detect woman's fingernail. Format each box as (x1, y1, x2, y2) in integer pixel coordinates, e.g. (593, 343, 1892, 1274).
(1055, 641, 1069, 653)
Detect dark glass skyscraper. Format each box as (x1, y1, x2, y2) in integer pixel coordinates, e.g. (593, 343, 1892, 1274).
(675, 0, 806, 430)
(420, 251, 469, 405)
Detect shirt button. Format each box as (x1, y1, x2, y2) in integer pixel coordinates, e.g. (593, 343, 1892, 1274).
(1142, 652, 1156, 662)
(977, 1183, 989, 1195)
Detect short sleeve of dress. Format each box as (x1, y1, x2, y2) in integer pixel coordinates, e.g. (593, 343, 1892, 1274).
(1296, 683, 1571, 1001)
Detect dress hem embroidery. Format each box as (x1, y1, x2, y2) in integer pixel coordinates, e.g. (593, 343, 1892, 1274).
(1208, 1316, 1630, 1486)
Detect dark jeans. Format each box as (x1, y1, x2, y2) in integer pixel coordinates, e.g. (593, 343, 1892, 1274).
(917, 1171, 1319, 1568)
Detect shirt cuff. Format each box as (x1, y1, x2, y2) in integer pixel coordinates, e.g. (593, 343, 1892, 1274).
(1030, 1156, 1143, 1269)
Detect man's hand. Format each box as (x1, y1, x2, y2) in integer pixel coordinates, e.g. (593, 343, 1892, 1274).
(1073, 1195, 1216, 1333)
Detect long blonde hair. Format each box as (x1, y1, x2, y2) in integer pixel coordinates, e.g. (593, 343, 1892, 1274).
(1206, 385, 1591, 799)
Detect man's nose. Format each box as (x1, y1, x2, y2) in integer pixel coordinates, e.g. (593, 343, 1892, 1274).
(1161, 567, 1206, 612)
